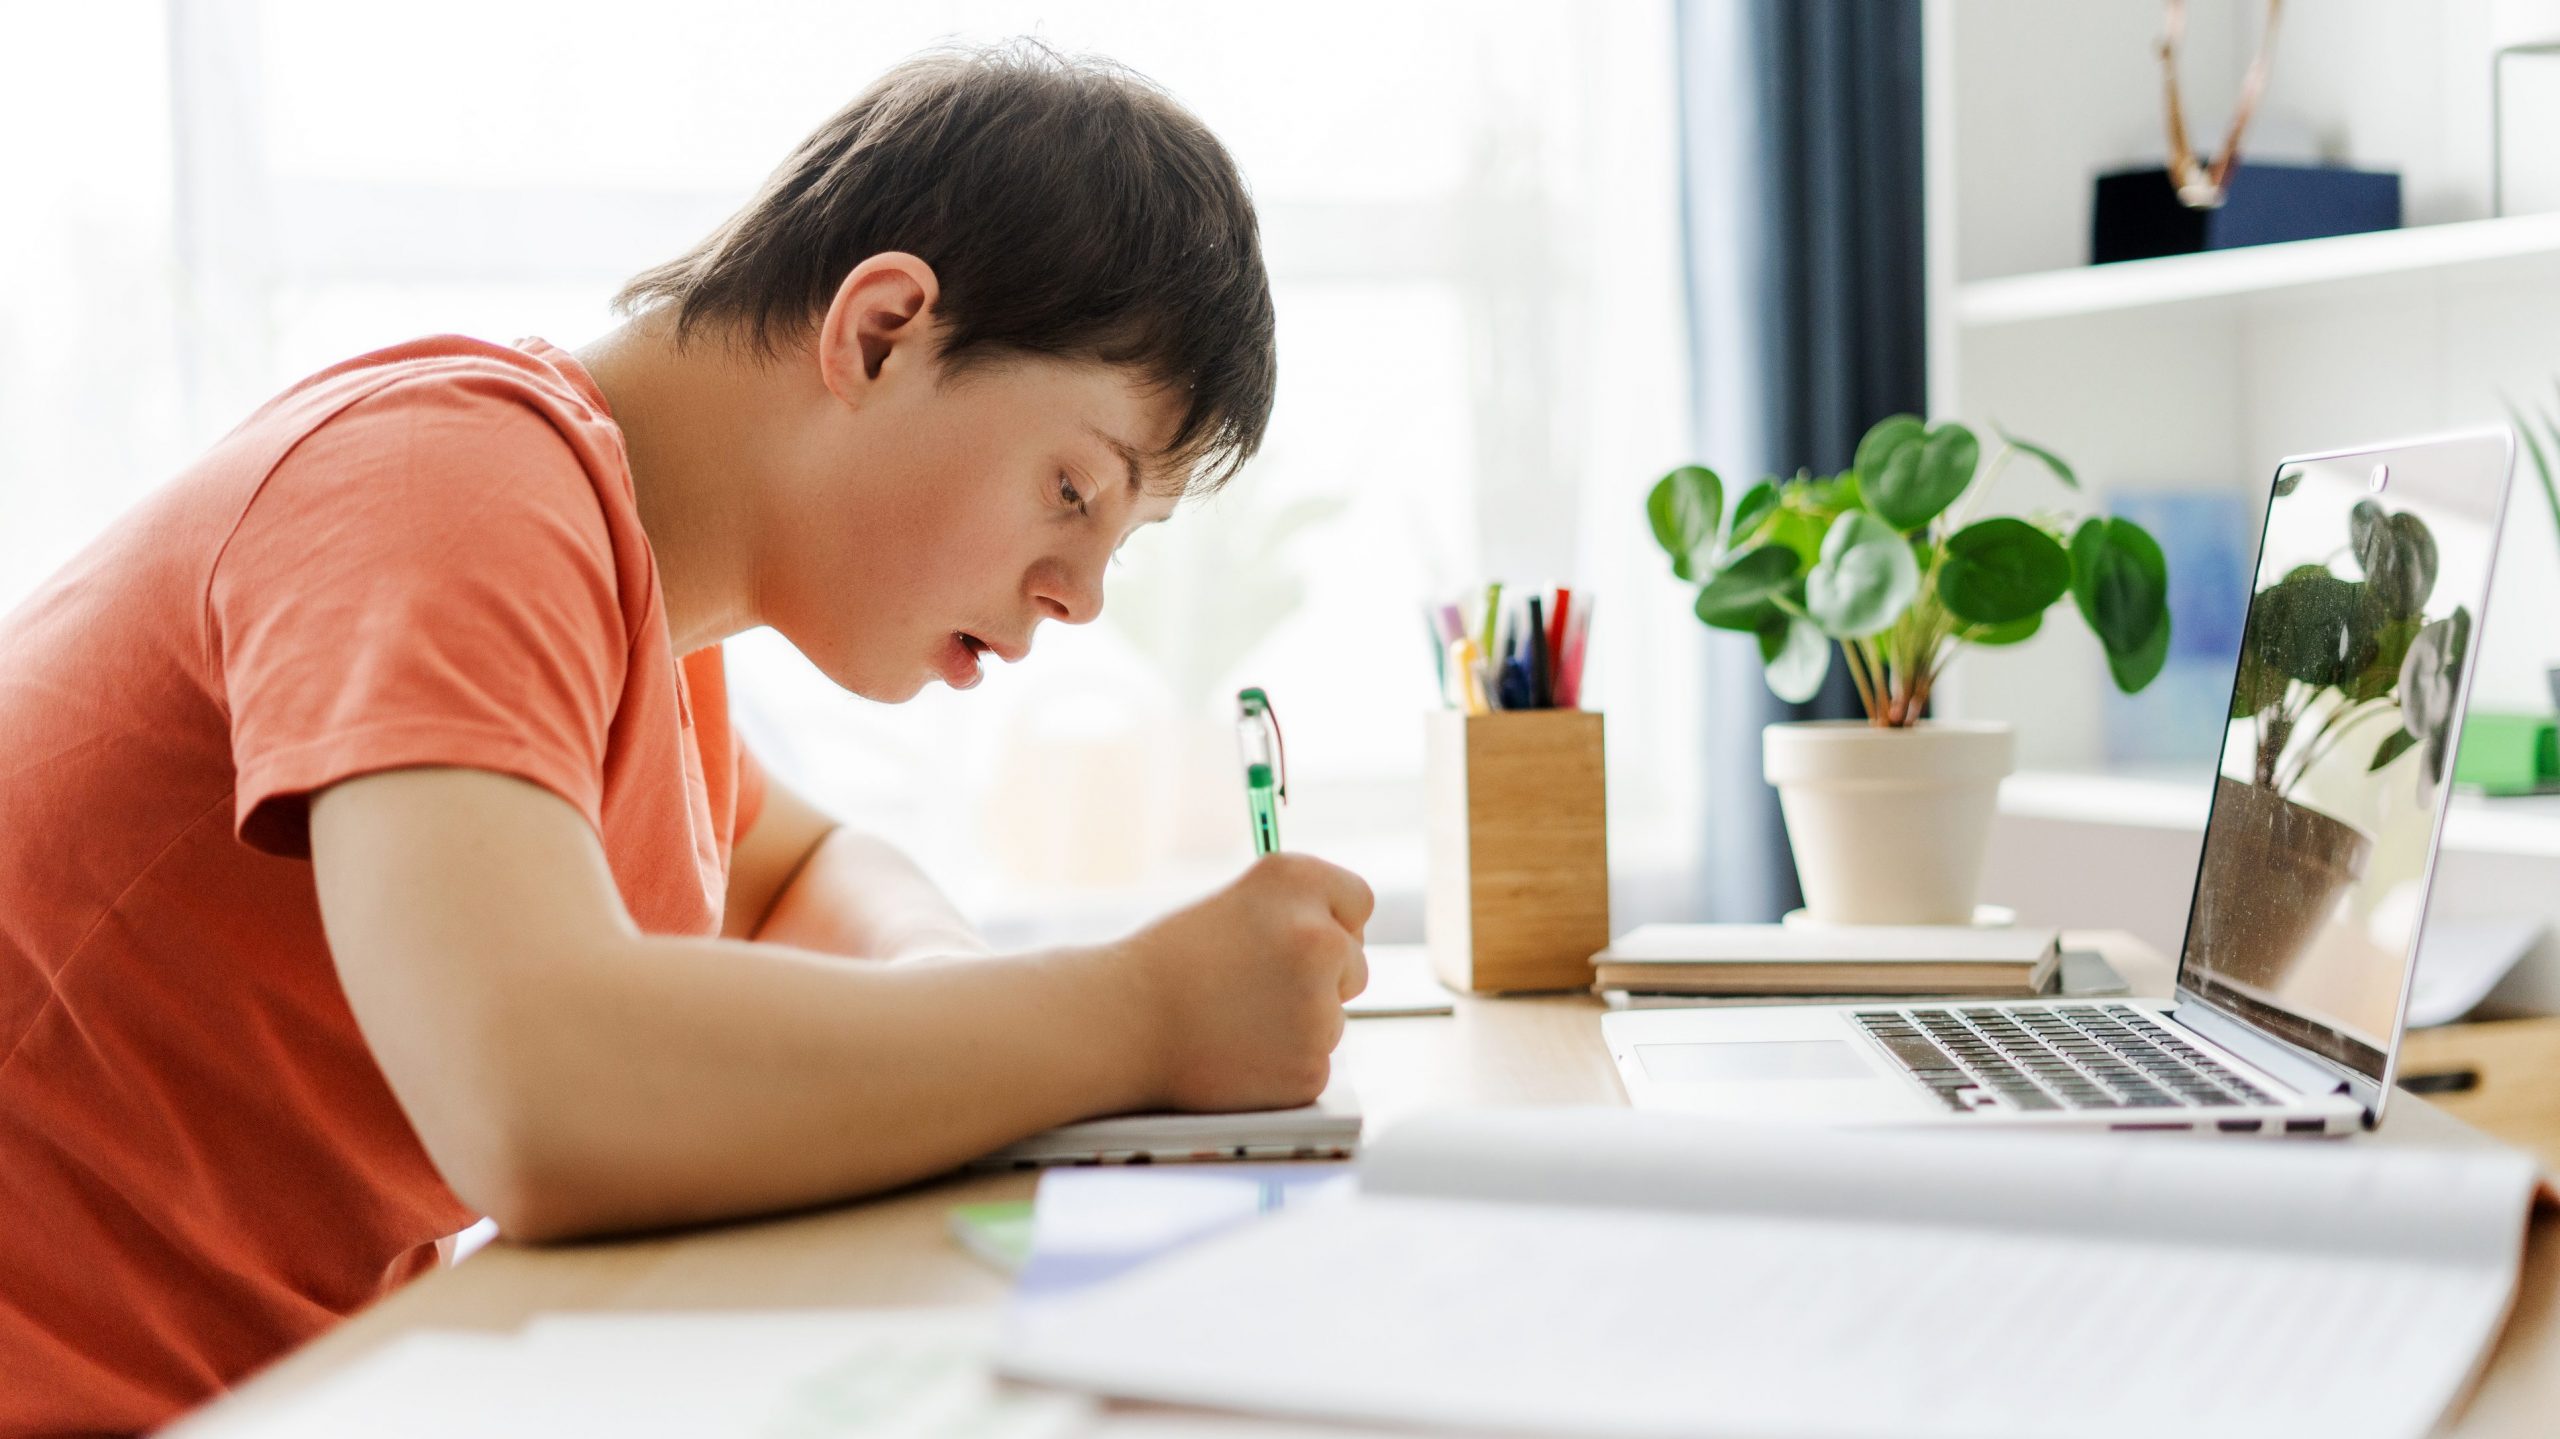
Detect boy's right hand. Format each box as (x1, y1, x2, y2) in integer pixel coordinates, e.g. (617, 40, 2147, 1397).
(1107, 853, 1374, 1114)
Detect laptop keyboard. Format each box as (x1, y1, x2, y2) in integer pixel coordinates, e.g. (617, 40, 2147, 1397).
(1850, 1004, 2279, 1115)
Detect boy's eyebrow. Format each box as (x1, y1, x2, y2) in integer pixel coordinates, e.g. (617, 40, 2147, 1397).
(1084, 424, 1149, 498)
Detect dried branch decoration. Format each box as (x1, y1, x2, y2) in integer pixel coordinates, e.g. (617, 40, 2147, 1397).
(2159, 0, 2286, 209)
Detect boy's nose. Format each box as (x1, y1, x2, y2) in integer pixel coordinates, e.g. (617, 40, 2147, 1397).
(1031, 560, 1104, 625)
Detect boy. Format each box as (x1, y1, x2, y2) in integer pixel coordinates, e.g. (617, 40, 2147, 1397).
(0, 43, 1370, 1435)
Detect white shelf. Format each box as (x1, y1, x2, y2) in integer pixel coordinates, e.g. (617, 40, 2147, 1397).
(1999, 767, 2560, 860)
(1956, 212, 2560, 329)
(1999, 768, 2211, 831)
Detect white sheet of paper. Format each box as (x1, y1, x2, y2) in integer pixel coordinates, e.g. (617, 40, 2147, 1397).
(183, 1309, 1092, 1439)
(1005, 1194, 2515, 1439)
(2407, 917, 2547, 1026)
(1343, 944, 1454, 1017)
(1000, 1112, 2539, 1439)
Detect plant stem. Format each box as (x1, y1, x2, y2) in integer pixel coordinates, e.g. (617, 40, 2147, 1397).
(1908, 656, 1942, 721)
(1947, 443, 2016, 535)
(1866, 638, 1899, 726)
(2281, 697, 2398, 793)
(1841, 637, 1879, 722)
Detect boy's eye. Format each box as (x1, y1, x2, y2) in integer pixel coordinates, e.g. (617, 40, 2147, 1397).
(1058, 472, 1089, 515)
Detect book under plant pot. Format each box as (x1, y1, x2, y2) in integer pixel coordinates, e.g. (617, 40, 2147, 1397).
(1763, 720, 2014, 926)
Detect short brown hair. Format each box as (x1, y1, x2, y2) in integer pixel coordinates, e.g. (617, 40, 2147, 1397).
(616, 41, 1275, 494)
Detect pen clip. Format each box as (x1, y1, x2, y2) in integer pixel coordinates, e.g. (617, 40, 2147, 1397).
(1236, 687, 1288, 803)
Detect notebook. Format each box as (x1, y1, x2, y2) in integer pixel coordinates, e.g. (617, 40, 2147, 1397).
(998, 1108, 2541, 1439)
(966, 1076, 1361, 1169)
(1590, 921, 2059, 996)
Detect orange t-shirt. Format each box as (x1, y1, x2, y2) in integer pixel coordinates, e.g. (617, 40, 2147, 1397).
(0, 335, 764, 1435)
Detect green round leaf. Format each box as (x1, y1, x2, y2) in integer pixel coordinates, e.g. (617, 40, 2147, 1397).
(1937, 518, 2071, 625)
(2107, 607, 2172, 693)
(1648, 466, 1722, 575)
(2344, 616, 2422, 702)
(1968, 612, 2042, 646)
(1867, 423, 1981, 532)
(2068, 517, 2170, 657)
(2351, 501, 2439, 619)
(1764, 508, 1827, 569)
(2399, 607, 2473, 785)
(2257, 571, 2361, 687)
(1694, 544, 1800, 631)
(1727, 480, 1780, 547)
(1818, 471, 1863, 515)
(1757, 613, 1832, 703)
(1805, 511, 1920, 638)
(1853, 414, 1925, 488)
(2228, 646, 2287, 719)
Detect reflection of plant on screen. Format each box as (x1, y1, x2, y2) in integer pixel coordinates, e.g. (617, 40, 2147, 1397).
(2229, 485, 2470, 801)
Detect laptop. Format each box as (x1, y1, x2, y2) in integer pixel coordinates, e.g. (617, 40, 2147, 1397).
(1606, 427, 2515, 1134)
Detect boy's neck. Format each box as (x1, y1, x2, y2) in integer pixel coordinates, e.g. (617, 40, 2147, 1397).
(577, 313, 792, 657)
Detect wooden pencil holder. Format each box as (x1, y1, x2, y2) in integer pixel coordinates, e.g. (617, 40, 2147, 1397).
(1424, 709, 1612, 994)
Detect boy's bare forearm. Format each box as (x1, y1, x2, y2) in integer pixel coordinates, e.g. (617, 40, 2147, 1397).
(313, 768, 1149, 1241)
(484, 931, 1155, 1239)
(316, 767, 1364, 1247)
(752, 825, 991, 962)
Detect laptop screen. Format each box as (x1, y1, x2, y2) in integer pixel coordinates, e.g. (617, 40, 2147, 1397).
(2177, 431, 2511, 1082)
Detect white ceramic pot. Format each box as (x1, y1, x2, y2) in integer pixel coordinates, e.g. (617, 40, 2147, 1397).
(1761, 720, 2015, 925)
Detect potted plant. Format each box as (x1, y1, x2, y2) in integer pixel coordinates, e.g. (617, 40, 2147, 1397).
(1646, 415, 2171, 924)
(2190, 482, 2468, 992)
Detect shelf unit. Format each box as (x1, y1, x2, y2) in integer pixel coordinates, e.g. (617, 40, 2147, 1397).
(2003, 767, 2560, 861)
(1924, 1, 2560, 959)
(1925, 0, 2560, 780)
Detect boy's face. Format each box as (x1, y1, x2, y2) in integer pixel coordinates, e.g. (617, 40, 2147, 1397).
(762, 348, 1187, 703)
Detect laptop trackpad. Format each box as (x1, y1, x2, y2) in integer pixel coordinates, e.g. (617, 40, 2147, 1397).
(1636, 1040, 1877, 1084)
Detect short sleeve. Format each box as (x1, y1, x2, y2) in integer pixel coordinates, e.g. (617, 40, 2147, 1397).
(211, 376, 632, 857)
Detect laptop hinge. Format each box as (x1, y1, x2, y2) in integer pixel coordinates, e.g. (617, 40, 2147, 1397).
(2168, 996, 2372, 1117)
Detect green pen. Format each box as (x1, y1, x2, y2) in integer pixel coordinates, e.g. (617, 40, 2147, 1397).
(1236, 686, 1286, 855)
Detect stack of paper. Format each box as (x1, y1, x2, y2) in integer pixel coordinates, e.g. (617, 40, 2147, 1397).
(1591, 922, 2061, 998)
(999, 1108, 2540, 1439)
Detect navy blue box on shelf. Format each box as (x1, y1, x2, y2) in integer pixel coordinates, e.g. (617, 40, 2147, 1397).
(2091, 161, 2401, 264)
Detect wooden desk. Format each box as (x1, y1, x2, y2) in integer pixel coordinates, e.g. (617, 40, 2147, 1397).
(177, 935, 2560, 1436)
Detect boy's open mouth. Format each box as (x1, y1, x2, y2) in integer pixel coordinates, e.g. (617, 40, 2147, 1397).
(941, 632, 990, 690)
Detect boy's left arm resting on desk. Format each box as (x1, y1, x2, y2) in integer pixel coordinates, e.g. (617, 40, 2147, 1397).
(722, 772, 990, 961)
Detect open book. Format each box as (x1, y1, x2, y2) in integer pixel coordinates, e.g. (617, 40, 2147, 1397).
(999, 1109, 2541, 1439)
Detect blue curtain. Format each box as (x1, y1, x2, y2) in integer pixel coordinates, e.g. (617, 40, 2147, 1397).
(1674, 0, 1927, 920)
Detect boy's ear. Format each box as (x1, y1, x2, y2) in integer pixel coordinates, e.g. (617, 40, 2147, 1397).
(815, 252, 942, 406)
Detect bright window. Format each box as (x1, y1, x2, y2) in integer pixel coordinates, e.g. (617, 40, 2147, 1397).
(0, 1, 1703, 943)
